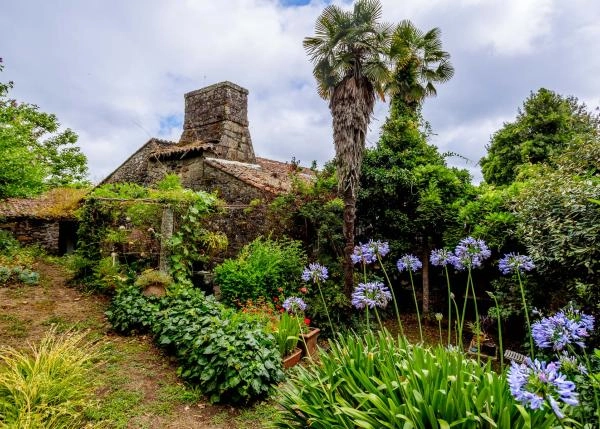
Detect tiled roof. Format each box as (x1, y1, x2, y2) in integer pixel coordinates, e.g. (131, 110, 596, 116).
(0, 188, 88, 220)
(205, 157, 315, 195)
(151, 140, 216, 159)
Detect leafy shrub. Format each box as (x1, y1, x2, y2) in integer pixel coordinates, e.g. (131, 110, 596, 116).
(215, 237, 307, 307)
(0, 230, 19, 254)
(174, 308, 284, 404)
(92, 256, 126, 292)
(0, 266, 11, 284)
(276, 331, 559, 428)
(152, 288, 283, 403)
(17, 268, 39, 285)
(105, 286, 161, 334)
(0, 265, 40, 286)
(0, 328, 101, 428)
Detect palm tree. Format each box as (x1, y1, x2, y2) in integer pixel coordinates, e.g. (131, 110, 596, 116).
(386, 20, 454, 316)
(388, 20, 454, 112)
(304, 0, 391, 296)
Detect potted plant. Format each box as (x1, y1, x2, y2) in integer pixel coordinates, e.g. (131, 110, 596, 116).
(274, 312, 302, 368)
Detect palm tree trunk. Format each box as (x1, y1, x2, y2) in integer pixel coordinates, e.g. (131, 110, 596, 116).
(342, 187, 356, 297)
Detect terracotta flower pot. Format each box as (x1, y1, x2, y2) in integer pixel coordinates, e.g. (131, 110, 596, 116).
(299, 328, 320, 357)
(283, 348, 302, 369)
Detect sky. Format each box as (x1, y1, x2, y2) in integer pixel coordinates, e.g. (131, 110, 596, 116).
(1, 0, 599, 183)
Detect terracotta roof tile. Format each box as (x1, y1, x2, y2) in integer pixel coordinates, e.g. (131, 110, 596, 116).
(151, 140, 216, 159)
(205, 157, 315, 195)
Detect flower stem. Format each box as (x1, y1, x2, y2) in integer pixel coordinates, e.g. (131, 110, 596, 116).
(437, 319, 443, 345)
(451, 295, 461, 348)
(468, 269, 481, 364)
(374, 307, 384, 332)
(378, 254, 404, 338)
(489, 292, 504, 369)
(444, 266, 452, 346)
(365, 306, 370, 332)
(516, 270, 534, 358)
(315, 280, 334, 334)
(459, 272, 471, 350)
(408, 270, 423, 342)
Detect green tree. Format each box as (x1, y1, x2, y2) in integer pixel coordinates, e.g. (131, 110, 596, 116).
(359, 101, 472, 314)
(513, 135, 600, 312)
(480, 88, 600, 186)
(303, 0, 391, 295)
(0, 60, 88, 198)
(387, 21, 454, 111)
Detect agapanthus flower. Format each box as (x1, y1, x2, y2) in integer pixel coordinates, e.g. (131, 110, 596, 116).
(430, 248, 455, 267)
(351, 282, 392, 310)
(282, 296, 307, 314)
(301, 263, 329, 283)
(452, 237, 491, 270)
(350, 243, 377, 265)
(396, 254, 422, 272)
(508, 358, 578, 418)
(557, 352, 588, 375)
(531, 306, 595, 351)
(365, 239, 390, 258)
(498, 253, 535, 275)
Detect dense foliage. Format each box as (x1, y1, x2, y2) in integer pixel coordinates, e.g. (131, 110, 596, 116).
(480, 88, 600, 186)
(106, 286, 284, 404)
(513, 136, 600, 313)
(0, 60, 88, 198)
(75, 176, 226, 290)
(214, 236, 306, 307)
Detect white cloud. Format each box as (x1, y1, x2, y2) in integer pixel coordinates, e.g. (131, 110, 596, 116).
(1, 0, 599, 183)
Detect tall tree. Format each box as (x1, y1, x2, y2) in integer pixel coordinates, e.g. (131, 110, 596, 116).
(359, 101, 471, 314)
(387, 21, 454, 111)
(480, 88, 600, 186)
(304, 0, 391, 295)
(0, 59, 88, 198)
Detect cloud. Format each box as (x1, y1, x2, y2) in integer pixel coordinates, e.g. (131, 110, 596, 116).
(1, 0, 599, 183)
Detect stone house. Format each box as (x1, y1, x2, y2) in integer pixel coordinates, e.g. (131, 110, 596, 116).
(102, 81, 315, 254)
(0, 188, 86, 255)
(102, 81, 313, 204)
(0, 82, 313, 256)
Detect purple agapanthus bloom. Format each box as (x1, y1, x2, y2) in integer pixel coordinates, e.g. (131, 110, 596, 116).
(365, 239, 390, 258)
(508, 358, 578, 418)
(301, 263, 328, 283)
(557, 352, 588, 375)
(396, 254, 423, 272)
(498, 253, 535, 275)
(350, 243, 377, 265)
(452, 237, 491, 270)
(531, 306, 595, 351)
(351, 282, 392, 310)
(430, 249, 455, 267)
(282, 296, 307, 314)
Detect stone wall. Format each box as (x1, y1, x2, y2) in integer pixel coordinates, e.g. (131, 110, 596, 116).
(179, 82, 255, 163)
(207, 204, 272, 261)
(102, 139, 169, 186)
(0, 219, 60, 254)
(202, 163, 266, 204)
(145, 156, 205, 189)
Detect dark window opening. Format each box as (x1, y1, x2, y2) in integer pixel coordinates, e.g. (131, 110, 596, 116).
(58, 221, 78, 255)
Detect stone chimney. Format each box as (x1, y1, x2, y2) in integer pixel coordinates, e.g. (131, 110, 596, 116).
(179, 81, 256, 163)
